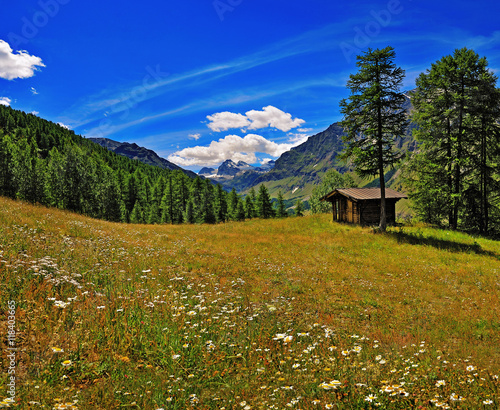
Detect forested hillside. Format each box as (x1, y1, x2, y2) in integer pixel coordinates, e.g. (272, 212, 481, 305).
(0, 105, 283, 224)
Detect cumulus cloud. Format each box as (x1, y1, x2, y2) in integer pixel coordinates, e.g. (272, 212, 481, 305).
(206, 111, 250, 132)
(0, 40, 45, 80)
(246, 106, 305, 131)
(168, 133, 305, 167)
(188, 133, 201, 140)
(0, 97, 11, 106)
(207, 105, 305, 132)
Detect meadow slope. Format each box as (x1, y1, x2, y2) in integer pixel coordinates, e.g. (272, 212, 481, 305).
(0, 196, 499, 409)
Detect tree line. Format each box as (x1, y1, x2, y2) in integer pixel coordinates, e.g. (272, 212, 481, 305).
(0, 105, 293, 224)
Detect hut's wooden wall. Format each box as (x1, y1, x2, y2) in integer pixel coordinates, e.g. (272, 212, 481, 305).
(333, 198, 398, 225)
(359, 199, 397, 225)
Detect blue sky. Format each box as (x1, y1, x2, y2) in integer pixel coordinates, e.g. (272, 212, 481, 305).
(1, 0, 500, 171)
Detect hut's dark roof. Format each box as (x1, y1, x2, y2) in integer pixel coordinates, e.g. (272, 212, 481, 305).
(321, 188, 407, 202)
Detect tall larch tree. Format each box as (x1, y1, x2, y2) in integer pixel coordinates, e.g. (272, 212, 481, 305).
(340, 46, 407, 231)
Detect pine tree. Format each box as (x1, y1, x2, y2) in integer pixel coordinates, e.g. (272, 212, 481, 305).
(245, 187, 257, 219)
(214, 184, 228, 222)
(340, 46, 407, 231)
(406, 48, 500, 232)
(235, 199, 246, 221)
(227, 188, 240, 221)
(0, 132, 15, 197)
(129, 201, 145, 224)
(256, 184, 274, 219)
(275, 191, 288, 218)
(294, 199, 304, 217)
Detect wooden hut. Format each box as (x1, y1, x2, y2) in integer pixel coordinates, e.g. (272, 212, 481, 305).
(320, 188, 407, 225)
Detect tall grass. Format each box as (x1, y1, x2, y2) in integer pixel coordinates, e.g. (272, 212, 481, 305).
(0, 196, 499, 409)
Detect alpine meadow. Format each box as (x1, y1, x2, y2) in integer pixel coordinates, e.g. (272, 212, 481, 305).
(2, 0, 500, 409)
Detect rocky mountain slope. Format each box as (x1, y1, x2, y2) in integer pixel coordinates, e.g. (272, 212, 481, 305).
(89, 137, 197, 178)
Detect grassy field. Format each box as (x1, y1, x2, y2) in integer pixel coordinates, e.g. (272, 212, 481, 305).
(0, 196, 499, 409)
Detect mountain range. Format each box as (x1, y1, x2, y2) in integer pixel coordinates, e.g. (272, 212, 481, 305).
(89, 137, 198, 178)
(91, 93, 415, 206)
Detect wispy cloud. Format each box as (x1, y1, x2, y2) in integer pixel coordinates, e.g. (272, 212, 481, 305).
(66, 24, 349, 130)
(81, 76, 345, 139)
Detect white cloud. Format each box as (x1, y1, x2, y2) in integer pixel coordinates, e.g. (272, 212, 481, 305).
(188, 133, 201, 140)
(168, 133, 304, 167)
(246, 106, 305, 132)
(0, 97, 11, 106)
(287, 132, 310, 144)
(206, 111, 250, 132)
(206, 105, 305, 133)
(30, 87, 38, 95)
(31, 111, 39, 115)
(0, 40, 45, 80)
(57, 122, 71, 130)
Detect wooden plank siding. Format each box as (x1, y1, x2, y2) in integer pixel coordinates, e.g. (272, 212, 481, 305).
(321, 188, 406, 226)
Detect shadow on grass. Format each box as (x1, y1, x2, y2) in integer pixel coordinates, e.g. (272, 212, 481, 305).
(388, 230, 499, 260)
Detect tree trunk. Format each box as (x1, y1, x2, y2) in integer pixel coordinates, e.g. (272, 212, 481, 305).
(376, 65, 387, 232)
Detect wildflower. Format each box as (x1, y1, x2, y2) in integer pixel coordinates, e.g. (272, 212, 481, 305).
(375, 355, 382, 361)
(54, 300, 70, 308)
(320, 380, 341, 390)
(341, 350, 350, 356)
(325, 404, 334, 409)
(292, 363, 300, 369)
(311, 400, 320, 405)
(172, 354, 180, 360)
(483, 399, 493, 405)
(466, 365, 476, 372)
(450, 393, 463, 401)
(187, 310, 196, 316)
(365, 394, 377, 402)
(61, 360, 72, 367)
(283, 335, 293, 344)
(51, 347, 64, 353)
(96, 305, 105, 309)
(352, 345, 362, 353)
